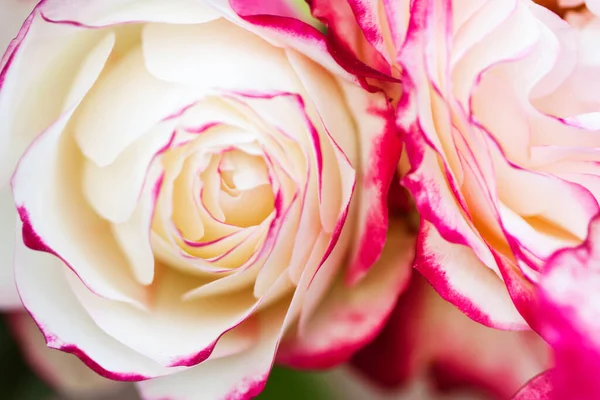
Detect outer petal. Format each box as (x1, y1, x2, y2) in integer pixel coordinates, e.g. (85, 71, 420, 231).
(531, 214, 600, 399)
(11, 52, 151, 307)
(206, 0, 390, 89)
(513, 371, 554, 400)
(137, 302, 288, 400)
(7, 311, 127, 397)
(277, 220, 414, 369)
(352, 273, 550, 399)
(39, 0, 221, 26)
(397, 0, 534, 329)
(14, 225, 169, 380)
(307, 0, 393, 76)
(340, 83, 402, 284)
(416, 220, 526, 329)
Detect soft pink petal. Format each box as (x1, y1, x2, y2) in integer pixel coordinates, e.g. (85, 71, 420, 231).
(353, 273, 550, 399)
(512, 370, 554, 400)
(534, 214, 600, 399)
(416, 220, 526, 329)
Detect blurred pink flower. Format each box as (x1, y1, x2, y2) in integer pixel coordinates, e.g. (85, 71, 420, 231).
(353, 272, 550, 400)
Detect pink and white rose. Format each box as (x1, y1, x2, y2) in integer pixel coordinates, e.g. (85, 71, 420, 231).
(313, 0, 600, 328)
(0, 0, 412, 398)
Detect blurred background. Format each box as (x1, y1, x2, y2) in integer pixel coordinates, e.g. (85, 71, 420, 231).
(0, 313, 329, 400)
(0, 316, 485, 400)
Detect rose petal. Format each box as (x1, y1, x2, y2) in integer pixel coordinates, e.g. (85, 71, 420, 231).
(7, 311, 126, 397)
(339, 82, 401, 284)
(73, 46, 197, 168)
(68, 268, 259, 368)
(208, 0, 375, 86)
(416, 220, 526, 329)
(14, 232, 168, 380)
(83, 119, 175, 224)
(0, 1, 37, 52)
(40, 0, 221, 26)
(141, 20, 300, 93)
(11, 37, 148, 306)
(111, 161, 164, 286)
(0, 13, 111, 185)
(513, 370, 554, 400)
(137, 302, 289, 400)
(277, 221, 414, 369)
(534, 214, 600, 399)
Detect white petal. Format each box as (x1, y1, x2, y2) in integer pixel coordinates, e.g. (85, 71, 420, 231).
(40, 0, 221, 26)
(141, 20, 301, 93)
(286, 50, 358, 166)
(13, 109, 147, 307)
(0, 17, 112, 185)
(111, 161, 164, 286)
(8, 312, 126, 396)
(70, 269, 259, 367)
(73, 46, 197, 167)
(137, 302, 288, 400)
(14, 228, 169, 379)
(83, 119, 175, 223)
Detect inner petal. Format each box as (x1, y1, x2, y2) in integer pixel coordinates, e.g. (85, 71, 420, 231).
(217, 150, 275, 228)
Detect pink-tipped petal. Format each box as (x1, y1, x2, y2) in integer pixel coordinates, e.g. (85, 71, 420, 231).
(307, 0, 393, 76)
(14, 226, 168, 380)
(137, 302, 289, 400)
(533, 214, 600, 399)
(343, 86, 402, 285)
(277, 220, 414, 369)
(416, 221, 526, 329)
(7, 311, 126, 397)
(513, 370, 554, 400)
(0, 1, 37, 54)
(206, 0, 376, 87)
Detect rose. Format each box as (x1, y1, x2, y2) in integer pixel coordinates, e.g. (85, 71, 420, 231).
(0, 0, 414, 398)
(352, 272, 550, 399)
(313, 0, 600, 328)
